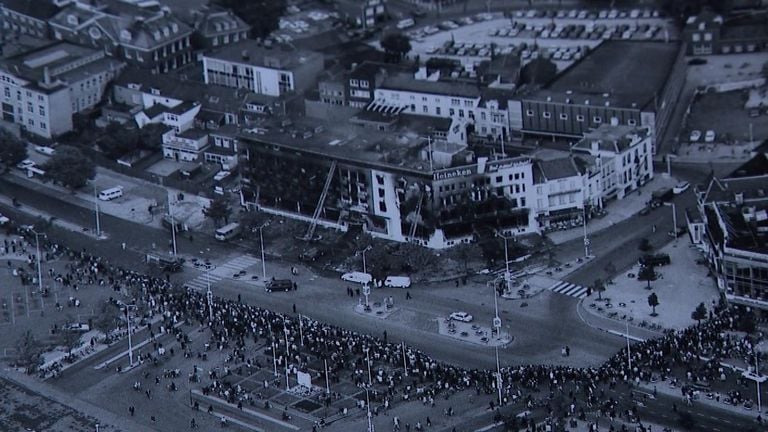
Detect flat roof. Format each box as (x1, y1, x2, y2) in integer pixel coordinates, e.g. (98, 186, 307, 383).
(380, 73, 481, 99)
(238, 116, 466, 175)
(204, 40, 322, 70)
(528, 41, 681, 110)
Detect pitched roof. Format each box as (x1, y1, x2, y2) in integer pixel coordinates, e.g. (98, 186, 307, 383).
(203, 39, 322, 70)
(574, 125, 649, 153)
(186, 5, 250, 37)
(536, 157, 584, 181)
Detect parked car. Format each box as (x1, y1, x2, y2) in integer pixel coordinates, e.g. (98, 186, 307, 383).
(16, 159, 35, 170)
(639, 253, 671, 267)
(673, 182, 690, 194)
(705, 130, 716, 142)
(449, 312, 473, 322)
(689, 130, 702, 142)
(341, 272, 372, 284)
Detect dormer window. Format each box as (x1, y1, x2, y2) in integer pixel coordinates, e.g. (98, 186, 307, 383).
(163, 26, 170, 37)
(171, 23, 178, 33)
(150, 88, 160, 95)
(153, 30, 161, 41)
(120, 29, 132, 41)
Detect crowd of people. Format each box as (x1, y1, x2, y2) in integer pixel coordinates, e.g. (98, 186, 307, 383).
(8, 225, 768, 431)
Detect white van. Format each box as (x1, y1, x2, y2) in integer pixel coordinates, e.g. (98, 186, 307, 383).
(215, 222, 241, 241)
(35, 145, 55, 156)
(397, 18, 415, 29)
(384, 276, 411, 288)
(98, 186, 123, 201)
(341, 272, 372, 284)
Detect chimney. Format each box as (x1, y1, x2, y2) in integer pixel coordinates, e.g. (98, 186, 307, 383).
(591, 140, 599, 152)
(241, 50, 249, 61)
(43, 67, 52, 86)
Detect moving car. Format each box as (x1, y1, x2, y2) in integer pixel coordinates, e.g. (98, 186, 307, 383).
(673, 182, 690, 194)
(704, 130, 716, 142)
(266, 279, 293, 292)
(689, 130, 702, 142)
(449, 312, 473, 322)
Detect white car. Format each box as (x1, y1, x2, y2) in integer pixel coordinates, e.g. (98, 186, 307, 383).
(16, 159, 35, 170)
(705, 130, 716, 142)
(673, 182, 690, 194)
(449, 312, 473, 322)
(689, 130, 702, 142)
(341, 272, 372, 284)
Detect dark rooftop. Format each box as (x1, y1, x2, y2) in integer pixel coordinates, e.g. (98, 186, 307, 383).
(727, 153, 768, 179)
(0, 0, 61, 20)
(204, 40, 322, 70)
(528, 41, 681, 110)
(535, 157, 585, 182)
(575, 125, 649, 153)
(380, 73, 481, 99)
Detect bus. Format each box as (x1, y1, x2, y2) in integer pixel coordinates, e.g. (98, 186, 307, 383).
(215, 223, 241, 241)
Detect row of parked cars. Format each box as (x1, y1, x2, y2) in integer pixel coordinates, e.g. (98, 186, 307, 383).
(491, 21, 660, 41)
(404, 12, 496, 42)
(689, 129, 717, 143)
(511, 8, 661, 20)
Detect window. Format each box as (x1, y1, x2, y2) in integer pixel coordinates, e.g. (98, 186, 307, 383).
(350, 79, 359, 87)
(451, 98, 461, 106)
(360, 80, 369, 88)
(27, 103, 33, 113)
(627, 119, 636, 126)
(593, 116, 602, 123)
(38, 105, 45, 116)
(704, 32, 712, 41)
(458, 109, 464, 118)
(495, 176, 502, 183)
(481, 112, 487, 120)
(40, 121, 46, 130)
(559, 113, 568, 120)
(379, 202, 387, 212)
(542, 112, 551, 119)
(692, 33, 701, 42)
(576, 114, 584, 122)
(449, 108, 455, 116)
(526, 110, 534, 116)
(422, 105, 428, 113)
(436, 107, 441, 115)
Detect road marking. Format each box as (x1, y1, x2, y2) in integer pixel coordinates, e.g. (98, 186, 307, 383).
(549, 281, 588, 299)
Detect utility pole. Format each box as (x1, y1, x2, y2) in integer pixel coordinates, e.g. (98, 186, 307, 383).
(626, 321, 632, 373)
(32, 230, 44, 311)
(168, 194, 177, 256)
(126, 304, 136, 367)
(365, 387, 375, 432)
(492, 282, 503, 406)
(258, 223, 268, 280)
(583, 205, 591, 258)
(93, 186, 101, 237)
(401, 342, 408, 377)
(324, 358, 330, 394)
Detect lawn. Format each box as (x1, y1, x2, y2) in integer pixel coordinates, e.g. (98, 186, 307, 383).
(686, 89, 768, 144)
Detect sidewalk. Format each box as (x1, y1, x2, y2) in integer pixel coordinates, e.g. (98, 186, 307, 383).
(547, 175, 679, 245)
(580, 237, 720, 332)
(0, 367, 156, 432)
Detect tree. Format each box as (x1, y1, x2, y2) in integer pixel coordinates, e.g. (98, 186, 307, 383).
(691, 302, 707, 324)
(0, 130, 27, 169)
(519, 57, 557, 85)
(638, 238, 653, 253)
(42, 145, 95, 189)
(15, 331, 42, 373)
(380, 32, 412, 63)
(58, 328, 81, 357)
(638, 265, 657, 289)
(98, 122, 138, 159)
(647, 292, 659, 316)
(202, 197, 232, 227)
(592, 278, 606, 300)
(92, 301, 120, 336)
(400, 243, 436, 273)
(138, 123, 168, 151)
(213, 0, 287, 38)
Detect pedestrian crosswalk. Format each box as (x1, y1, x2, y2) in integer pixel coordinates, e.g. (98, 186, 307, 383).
(184, 273, 222, 292)
(209, 254, 260, 277)
(185, 255, 260, 292)
(549, 281, 589, 299)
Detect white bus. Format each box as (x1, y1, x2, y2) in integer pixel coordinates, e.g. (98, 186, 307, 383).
(215, 223, 241, 241)
(98, 186, 123, 201)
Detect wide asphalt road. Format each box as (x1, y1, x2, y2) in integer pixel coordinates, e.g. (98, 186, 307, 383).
(1, 174, 624, 370)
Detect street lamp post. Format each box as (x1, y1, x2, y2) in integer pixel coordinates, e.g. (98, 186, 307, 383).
(93, 186, 101, 237)
(31, 230, 45, 312)
(583, 205, 591, 258)
(365, 347, 373, 387)
(361, 246, 372, 274)
(125, 304, 137, 367)
(257, 223, 269, 280)
(362, 282, 371, 308)
(365, 387, 375, 432)
(492, 282, 503, 407)
(200, 250, 213, 323)
(664, 202, 678, 239)
(497, 232, 512, 294)
(168, 194, 177, 257)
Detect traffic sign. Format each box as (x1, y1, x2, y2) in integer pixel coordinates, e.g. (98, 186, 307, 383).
(493, 317, 502, 329)
(584, 238, 591, 246)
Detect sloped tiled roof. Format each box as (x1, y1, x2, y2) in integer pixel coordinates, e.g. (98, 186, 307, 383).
(536, 157, 584, 181)
(0, 0, 61, 20)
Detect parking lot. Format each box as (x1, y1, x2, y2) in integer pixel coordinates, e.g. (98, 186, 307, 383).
(685, 88, 768, 146)
(402, 7, 675, 71)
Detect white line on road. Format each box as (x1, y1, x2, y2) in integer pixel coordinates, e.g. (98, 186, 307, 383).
(474, 421, 504, 432)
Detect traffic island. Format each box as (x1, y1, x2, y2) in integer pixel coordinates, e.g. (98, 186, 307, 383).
(353, 298, 398, 320)
(437, 318, 512, 347)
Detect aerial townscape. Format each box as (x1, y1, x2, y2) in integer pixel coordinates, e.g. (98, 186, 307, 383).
(1, 0, 768, 431)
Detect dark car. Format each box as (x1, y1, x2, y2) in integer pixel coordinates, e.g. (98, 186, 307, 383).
(299, 247, 325, 262)
(266, 279, 293, 292)
(639, 253, 671, 267)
